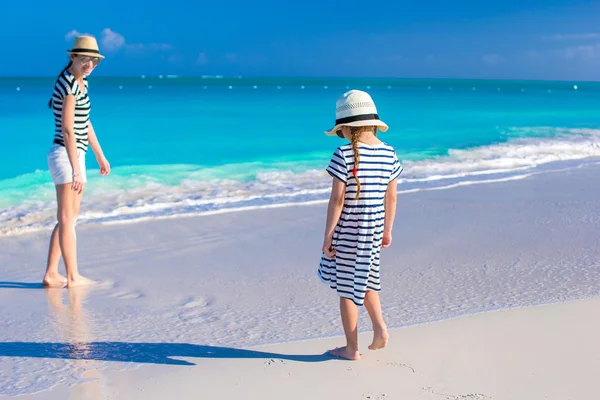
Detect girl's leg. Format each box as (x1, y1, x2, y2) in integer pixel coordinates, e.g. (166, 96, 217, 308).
(43, 223, 67, 287)
(364, 290, 389, 350)
(56, 184, 91, 288)
(330, 296, 361, 360)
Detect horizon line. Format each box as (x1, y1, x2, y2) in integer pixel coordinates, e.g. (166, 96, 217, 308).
(0, 75, 596, 84)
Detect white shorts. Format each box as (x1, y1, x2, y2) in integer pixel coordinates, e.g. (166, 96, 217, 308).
(47, 143, 87, 185)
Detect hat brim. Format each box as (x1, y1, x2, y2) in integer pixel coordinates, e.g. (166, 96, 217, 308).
(325, 119, 389, 136)
(67, 50, 105, 59)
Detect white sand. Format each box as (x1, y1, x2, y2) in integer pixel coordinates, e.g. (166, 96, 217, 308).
(19, 298, 600, 399)
(49, 297, 599, 400)
(1, 159, 600, 398)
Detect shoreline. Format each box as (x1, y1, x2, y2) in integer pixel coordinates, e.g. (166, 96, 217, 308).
(2, 156, 600, 239)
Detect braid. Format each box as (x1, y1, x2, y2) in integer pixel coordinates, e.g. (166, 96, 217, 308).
(350, 127, 362, 199)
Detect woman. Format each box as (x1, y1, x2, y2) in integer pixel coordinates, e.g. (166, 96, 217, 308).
(43, 35, 111, 288)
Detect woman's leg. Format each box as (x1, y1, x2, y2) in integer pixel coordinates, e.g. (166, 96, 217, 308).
(364, 290, 389, 350)
(330, 297, 361, 360)
(43, 223, 66, 287)
(55, 183, 91, 287)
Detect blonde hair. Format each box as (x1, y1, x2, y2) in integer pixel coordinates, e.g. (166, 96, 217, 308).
(349, 126, 378, 199)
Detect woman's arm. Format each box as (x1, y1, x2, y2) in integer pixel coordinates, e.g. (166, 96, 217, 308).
(382, 179, 398, 248)
(61, 95, 84, 192)
(87, 121, 104, 159)
(322, 178, 346, 257)
(87, 121, 110, 176)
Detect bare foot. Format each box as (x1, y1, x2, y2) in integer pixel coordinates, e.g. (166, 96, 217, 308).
(330, 346, 360, 360)
(368, 329, 389, 350)
(43, 273, 67, 288)
(67, 275, 95, 288)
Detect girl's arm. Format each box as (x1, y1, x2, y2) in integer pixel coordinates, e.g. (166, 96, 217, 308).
(88, 121, 111, 176)
(62, 95, 84, 192)
(382, 179, 398, 248)
(322, 178, 346, 257)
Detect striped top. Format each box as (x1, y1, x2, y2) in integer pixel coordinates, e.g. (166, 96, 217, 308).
(318, 142, 402, 306)
(51, 70, 91, 152)
(326, 142, 402, 200)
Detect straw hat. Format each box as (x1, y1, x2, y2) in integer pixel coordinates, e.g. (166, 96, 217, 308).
(324, 90, 388, 136)
(66, 35, 105, 59)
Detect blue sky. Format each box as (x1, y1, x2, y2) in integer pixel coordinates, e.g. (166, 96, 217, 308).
(2, 0, 600, 80)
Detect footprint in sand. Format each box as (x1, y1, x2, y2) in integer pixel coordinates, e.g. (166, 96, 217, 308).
(362, 394, 388, 399)
(173, 297, 212, 323)
(423, 387, 491, 400)
(91, 279, 115, 290)
(264, 358, 285, 366)
(182, 297, 210, 309)
(109, 291, 143, 300)
(96, 280, 143, 300)
(387, 361, 416, 373)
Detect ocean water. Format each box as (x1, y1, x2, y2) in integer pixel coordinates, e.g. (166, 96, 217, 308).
(1, 77, 600, 234)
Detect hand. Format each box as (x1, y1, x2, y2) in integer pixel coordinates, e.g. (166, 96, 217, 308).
(97, 156, 111, 176)
(382, 231, 392, 248)
(72, 172, 84, 194)
(322, 236, 336, 258)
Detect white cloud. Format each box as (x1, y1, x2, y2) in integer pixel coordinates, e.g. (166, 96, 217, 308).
(481, 54, 505, 65)
(564, 44, 599, 59)
(523, 43, 600, 62)
(100, 28, 126, 52)
(197, 52, 208, 65)
(544, 33, 600, 41)
(66, 28, 172, 56)
(65, 30, 92, 40)
(65, 30, 81, 40)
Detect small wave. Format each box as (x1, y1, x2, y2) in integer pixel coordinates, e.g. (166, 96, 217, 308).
(1, 127, 600, 236)
(402, 127, 600, 183)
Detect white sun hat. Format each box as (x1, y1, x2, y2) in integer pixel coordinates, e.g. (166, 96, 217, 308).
(324, 89, 389, 136)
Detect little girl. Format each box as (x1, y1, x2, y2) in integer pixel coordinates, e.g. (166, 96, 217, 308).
(318, 90, 402, 360)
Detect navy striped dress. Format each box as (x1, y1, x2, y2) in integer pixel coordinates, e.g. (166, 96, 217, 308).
(318, 142, 402, 306)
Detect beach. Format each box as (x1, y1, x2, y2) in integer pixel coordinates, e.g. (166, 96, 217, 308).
(30, 298, 600, 400)
(1, 158, 599, 399)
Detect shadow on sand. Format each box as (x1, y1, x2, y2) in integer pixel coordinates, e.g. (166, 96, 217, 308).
(0, 284, 332, 366)
(0, 341, 332, 366)
(0, 281, 45, 289)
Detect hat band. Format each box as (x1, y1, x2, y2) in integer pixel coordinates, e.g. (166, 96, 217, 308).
(335, 113, 380, 125)
(70, 48, 100, 54)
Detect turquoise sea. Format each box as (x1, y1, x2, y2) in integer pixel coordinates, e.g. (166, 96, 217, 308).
(1, 77, 600, 234)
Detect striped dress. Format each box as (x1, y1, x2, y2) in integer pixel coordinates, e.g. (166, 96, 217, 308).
(51, 70, 91, 152)
(318, 142, 403, 306)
